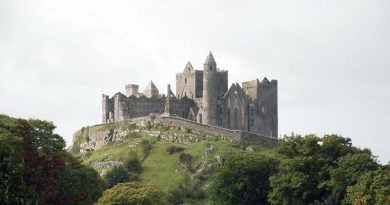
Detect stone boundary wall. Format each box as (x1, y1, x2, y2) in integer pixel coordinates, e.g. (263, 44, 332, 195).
(158, 116, 278, 147)
(159, 116, 241, 142)
(73, 114, 278, 152)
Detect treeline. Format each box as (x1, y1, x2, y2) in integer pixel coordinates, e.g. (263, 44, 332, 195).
(1, 114, 389, 204)
(209, 134, 390, 205)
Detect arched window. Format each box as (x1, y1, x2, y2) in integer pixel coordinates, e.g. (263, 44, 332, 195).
(185, 78, 187, 83)
(210, 66, 212, 71)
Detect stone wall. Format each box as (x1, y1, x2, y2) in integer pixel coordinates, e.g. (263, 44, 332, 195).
(241, 78, 278, 138)
(73, 115, 278, 153)
(159, 116, 241, 142)
(102, 92, 198, 123)
(159, 116, 278, 147)
(101, 52, 277, 139)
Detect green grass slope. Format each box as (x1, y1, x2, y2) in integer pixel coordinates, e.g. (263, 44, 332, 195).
(73, 129, 276, 204)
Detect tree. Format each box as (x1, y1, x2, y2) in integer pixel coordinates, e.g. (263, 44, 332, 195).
(268, 134, 379, 205)
(50, 155, 106, 204)
(326, 152, 379, 204)
(0, 114, 105, 205)
(0, 115, 25, 205)
(209, 152, 278, 205)
(97, 182, 171, 205)
(346, 169, 390, 205)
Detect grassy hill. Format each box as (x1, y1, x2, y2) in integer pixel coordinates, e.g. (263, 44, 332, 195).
(72, 124, 276, 204)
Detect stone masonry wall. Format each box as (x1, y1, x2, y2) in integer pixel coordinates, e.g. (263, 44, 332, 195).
(73, 115, 278, 152)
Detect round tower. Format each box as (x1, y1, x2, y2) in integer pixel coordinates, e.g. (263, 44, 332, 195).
(202, 51, 218, 125)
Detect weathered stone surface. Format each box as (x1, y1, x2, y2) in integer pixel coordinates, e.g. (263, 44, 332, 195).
(101, 52, 278, 139)
(72, 115, 278, 153)
(90, 160, 123, 170)
(192, 157, 222, 180)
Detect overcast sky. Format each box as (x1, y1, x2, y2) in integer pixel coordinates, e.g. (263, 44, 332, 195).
(1, 0, 389, 163)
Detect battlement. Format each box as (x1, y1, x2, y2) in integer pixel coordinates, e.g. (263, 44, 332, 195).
(102, 52, 278, 139)
(125, 84, 139, 97)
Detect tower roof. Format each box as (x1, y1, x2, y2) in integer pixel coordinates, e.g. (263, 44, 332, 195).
(204, 51, 216, 65)
(143, 80, 159, 98)
(261, 77, 270, 84)
(184, 61, 194, 72)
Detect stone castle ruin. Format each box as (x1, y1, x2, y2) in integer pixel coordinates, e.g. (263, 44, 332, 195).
(102, 52, 278, 139)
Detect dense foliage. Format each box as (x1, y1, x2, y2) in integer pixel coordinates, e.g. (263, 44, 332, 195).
(125, 154, 142, 173)
(97, 182, 171, 205)
(104, 165, 132, 188)
(167, 145, 185, 154)
(268, 134, 385, 205)
(346, 169, 390, 205)
(0, 114, 105, 205)
(208, 134, 388, 205)
(209, 153, 278, 205)
(104, 155, 142, 188)
(2, 113, 389, 204)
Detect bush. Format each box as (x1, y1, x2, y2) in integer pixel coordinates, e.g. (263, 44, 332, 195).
(168, 188, 185, 204)
(128, 172, 140, 182)
(167, 145, 185, 154)
(97, 182, 171, 205)
(125, 155, 142, 174)
(179, 153, 192, 164)
(104, 165, 130, 188)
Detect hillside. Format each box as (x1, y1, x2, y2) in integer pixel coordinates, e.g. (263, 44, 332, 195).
(70, 119, 277, 204)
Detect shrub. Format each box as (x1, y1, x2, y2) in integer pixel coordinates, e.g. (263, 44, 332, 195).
(179, 153, 192, 164)
(104, 165, 130, 188)
(168, 188, 185, 204)
(167, 145, 185, 154)
(126, 155, 142, 174)
(97, 182, 171, 205)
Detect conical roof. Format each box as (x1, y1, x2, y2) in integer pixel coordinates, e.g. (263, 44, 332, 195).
(204, 51, 216, 65)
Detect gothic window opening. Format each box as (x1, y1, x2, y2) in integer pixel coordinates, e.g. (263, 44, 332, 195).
(234, 107, 238, 129)
(210, 66, 212, 71)
(217, 100, 223, 126)
(227, 109, 230, 125)
(249, 104, 255, 126)
(185, 78, 187, 83)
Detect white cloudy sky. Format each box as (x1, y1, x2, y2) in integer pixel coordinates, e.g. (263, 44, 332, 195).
(1, 0, 389, 163)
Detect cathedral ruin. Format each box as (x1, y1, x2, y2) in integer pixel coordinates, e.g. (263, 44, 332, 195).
(102, 52, 278, 138)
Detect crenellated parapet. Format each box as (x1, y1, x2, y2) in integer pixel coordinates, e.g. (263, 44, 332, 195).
(102, 51, 278, 139)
